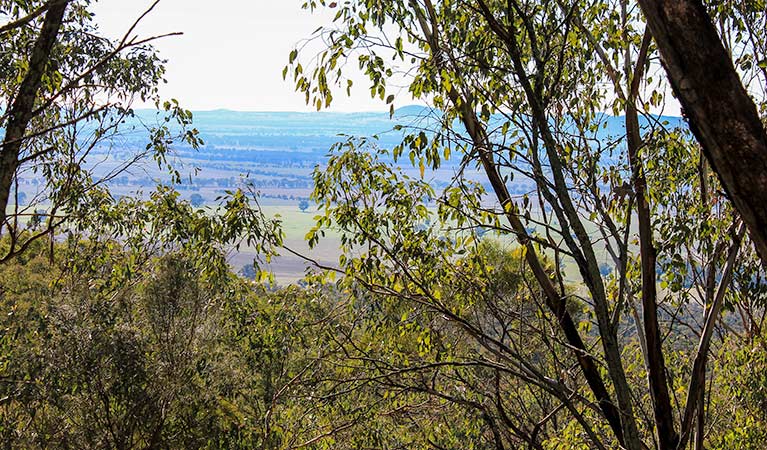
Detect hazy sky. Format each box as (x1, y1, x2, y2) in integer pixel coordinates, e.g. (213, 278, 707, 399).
(91, 0, 387, 112)
(90, 1, 680, 116)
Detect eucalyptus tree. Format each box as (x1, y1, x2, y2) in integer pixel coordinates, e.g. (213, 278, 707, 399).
(0, 188, 284, 448)
(289, 0, 765, 448)
(0, 0, 200, 262)
(636, 0, 767, 262)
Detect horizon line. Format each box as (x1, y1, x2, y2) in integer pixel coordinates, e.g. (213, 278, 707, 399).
(132, 106, 684, 119)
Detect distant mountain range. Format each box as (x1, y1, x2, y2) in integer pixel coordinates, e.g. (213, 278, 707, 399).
(126, 106, 688, 164)
(6, 106, 691, 199)
(2, 106, 688, 159)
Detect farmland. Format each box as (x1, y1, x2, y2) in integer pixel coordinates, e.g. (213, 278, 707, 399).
(13, 108, 684, 282)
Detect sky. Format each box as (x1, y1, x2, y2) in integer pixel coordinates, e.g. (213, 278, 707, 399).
(90, 0, 680, 116)
(90, 0, 389, 112)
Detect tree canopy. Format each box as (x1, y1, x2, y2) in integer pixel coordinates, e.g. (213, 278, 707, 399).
(287, 0, 767, 448)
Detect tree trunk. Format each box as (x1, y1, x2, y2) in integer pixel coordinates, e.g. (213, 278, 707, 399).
(637, 0, 767, 263)
(0, 0, 69, 231)
(627, 92, 679, 450)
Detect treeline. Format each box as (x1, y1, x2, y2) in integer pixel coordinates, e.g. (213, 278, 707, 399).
(105, 176, 313, 191)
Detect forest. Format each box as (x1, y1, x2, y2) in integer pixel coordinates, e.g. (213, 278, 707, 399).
(2, 0, 767, 449)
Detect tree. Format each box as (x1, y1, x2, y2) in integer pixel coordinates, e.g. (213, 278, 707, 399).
(0, 2, 316, 448)
(0, 243, 233, 448)
(0, 191, 285, 448)
(291, 1, 765, 448)
(26, 209, 45, 231)
(13, 191, 26, 206)
(240, 262, 257, 279)
(0, 0, 69, 228)
(0, 0, 201, 263)
(636, 0, 767, 264)
(190, 193, 205, 207)
(298, 199, 310, 212)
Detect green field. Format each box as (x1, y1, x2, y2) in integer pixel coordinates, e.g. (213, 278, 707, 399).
(241, 204, 616, 285)
(7, 200, 615, 285)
